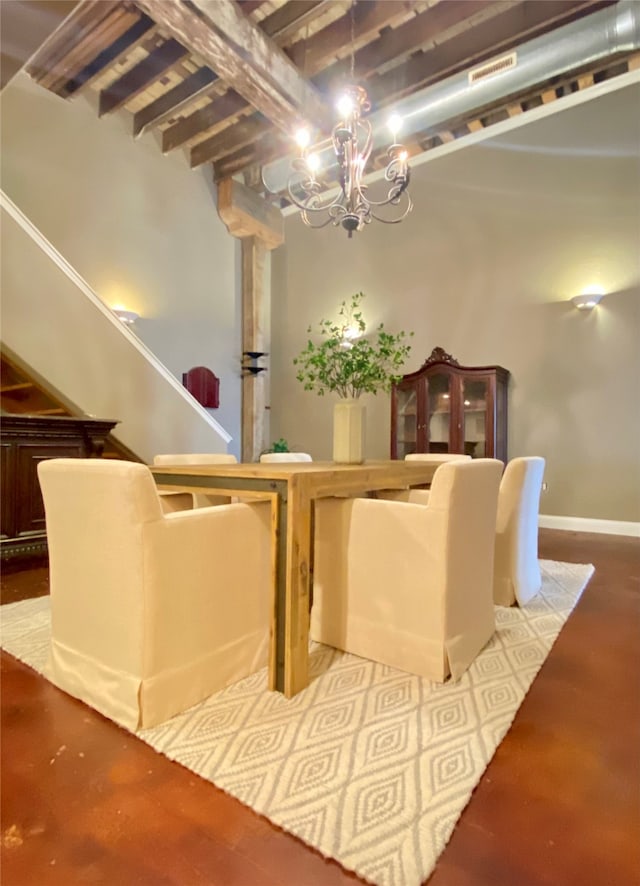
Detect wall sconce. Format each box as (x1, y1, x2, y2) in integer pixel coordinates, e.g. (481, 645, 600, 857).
(113, 308, 140, 324)
(571, 288, 604, 311)
(340, 324, 364, 349)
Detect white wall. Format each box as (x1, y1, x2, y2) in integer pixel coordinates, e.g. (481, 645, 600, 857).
(1, 72, 243, 457)
(271, 82, 640, 522)
(1, 202, 231, 461)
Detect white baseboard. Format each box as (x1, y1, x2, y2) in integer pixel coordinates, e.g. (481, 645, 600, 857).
(539, 515, 640, 537)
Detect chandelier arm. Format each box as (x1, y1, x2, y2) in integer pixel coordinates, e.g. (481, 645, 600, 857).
(347, 119, 372, 203)
(357, 118, 373, 167)
(293, 197, 363, 230)
(353, 185, 410, 209)
(287, 188, 345, 212)
(286, 171, 346, 214)
(300, 212, 341, 229)
(368, 197, 414, 224)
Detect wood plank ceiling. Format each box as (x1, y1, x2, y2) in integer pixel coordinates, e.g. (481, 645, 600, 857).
(23, 0, 638, 208)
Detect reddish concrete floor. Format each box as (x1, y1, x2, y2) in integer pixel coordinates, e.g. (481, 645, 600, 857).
(1, 530, 639, 886)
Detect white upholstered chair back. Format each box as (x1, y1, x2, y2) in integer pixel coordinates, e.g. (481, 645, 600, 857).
(493, 456, 546, 606)
(378, 452, 472, 503)
(260, 452, 313, 463)
(38, 458, 271, 730)
(312, 458, 503, 682)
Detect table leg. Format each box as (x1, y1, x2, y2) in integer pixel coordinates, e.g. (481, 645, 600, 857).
(283, 480, 312, 697)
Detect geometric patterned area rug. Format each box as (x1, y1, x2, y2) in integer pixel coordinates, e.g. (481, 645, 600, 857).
(0, 559, 593, 886)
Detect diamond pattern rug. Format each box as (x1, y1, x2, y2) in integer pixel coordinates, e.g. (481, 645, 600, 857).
(0, 559, 593, 886)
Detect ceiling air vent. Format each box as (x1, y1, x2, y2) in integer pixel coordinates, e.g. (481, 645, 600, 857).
(468, 52, 517, 85)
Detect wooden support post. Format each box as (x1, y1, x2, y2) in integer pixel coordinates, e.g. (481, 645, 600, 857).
(217, 176, 283, 461)
(242, 237, 267, 463)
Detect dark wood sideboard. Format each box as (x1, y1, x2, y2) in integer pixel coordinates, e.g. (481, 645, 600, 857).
(1, 414, 119, 559)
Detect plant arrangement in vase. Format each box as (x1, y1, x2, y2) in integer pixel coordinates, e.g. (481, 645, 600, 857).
(293, 292, 412, 462)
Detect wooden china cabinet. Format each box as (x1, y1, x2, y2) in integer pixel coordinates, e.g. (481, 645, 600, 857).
(391, 347, 509, 462)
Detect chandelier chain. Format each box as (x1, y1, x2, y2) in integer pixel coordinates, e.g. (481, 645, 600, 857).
(350, 0, 355, 81)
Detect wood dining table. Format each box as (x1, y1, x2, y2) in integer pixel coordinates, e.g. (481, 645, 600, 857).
(151, 459, 443, 698)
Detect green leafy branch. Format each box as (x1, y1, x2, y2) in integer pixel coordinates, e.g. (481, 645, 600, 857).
(293, 293, 413, 399)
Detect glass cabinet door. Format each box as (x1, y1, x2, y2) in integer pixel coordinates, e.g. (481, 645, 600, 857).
(427, 373, 452, 453)
(462, 377, 489, 457)
(395, 386, 419, 458)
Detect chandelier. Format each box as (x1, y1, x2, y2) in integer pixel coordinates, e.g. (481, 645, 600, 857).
(287, 84, 412, 238)
(286, 0, 412, 238)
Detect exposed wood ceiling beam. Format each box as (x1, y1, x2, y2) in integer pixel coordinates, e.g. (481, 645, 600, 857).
(366, 0, 612, 105)
(191, 0, 516, 167)
(311, 0, 511, 91)
(192, 0, 506, 169)
(185, 0, 424, 167)
(159, 0, 342, 154)
(191, 114, 267, 167)
(236, 0, 270, 18)
(98, 37, 188, 116)
(24, 2, 157, 99)
(136, 1, 333, 141)
(1, 0, 79, 91)
(211, 0, 613, 177)
(289, 0, 427, 72)
(133, 0, 332, 135)
(27, 1, 134, 89)
(161, 88, 242, 152)
(217, 178, 284, 249)
(214, 138, 284, 183)
(17, 0, 629, 197)
(64, 14, 155, 97)
(44, 4, 142, 93)
(186, 110, 266, 168)
(163, 87, 248, 152)
(133, 66, 218, 136)
(259, 0, 334, 45)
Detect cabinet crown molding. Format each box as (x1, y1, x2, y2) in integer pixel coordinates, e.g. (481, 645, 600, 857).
(423, 347, 460, 368)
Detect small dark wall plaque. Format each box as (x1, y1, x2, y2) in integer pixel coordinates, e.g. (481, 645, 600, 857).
(182, 366, 220, 408)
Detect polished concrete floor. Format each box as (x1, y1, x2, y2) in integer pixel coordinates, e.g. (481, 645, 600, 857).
(1, 529, 639, 885)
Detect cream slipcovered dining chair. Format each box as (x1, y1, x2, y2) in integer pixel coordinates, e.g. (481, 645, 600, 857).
(377, 452, 472, 503)
(37, 458, 271, 731)
(260, 452, 313, 463)
(153, 453, 237, 507)
(493, 456, 546, 607)
(311, 459, 503, 682)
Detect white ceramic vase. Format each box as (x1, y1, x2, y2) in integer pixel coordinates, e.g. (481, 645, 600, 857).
(333, 398, 366, 464)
